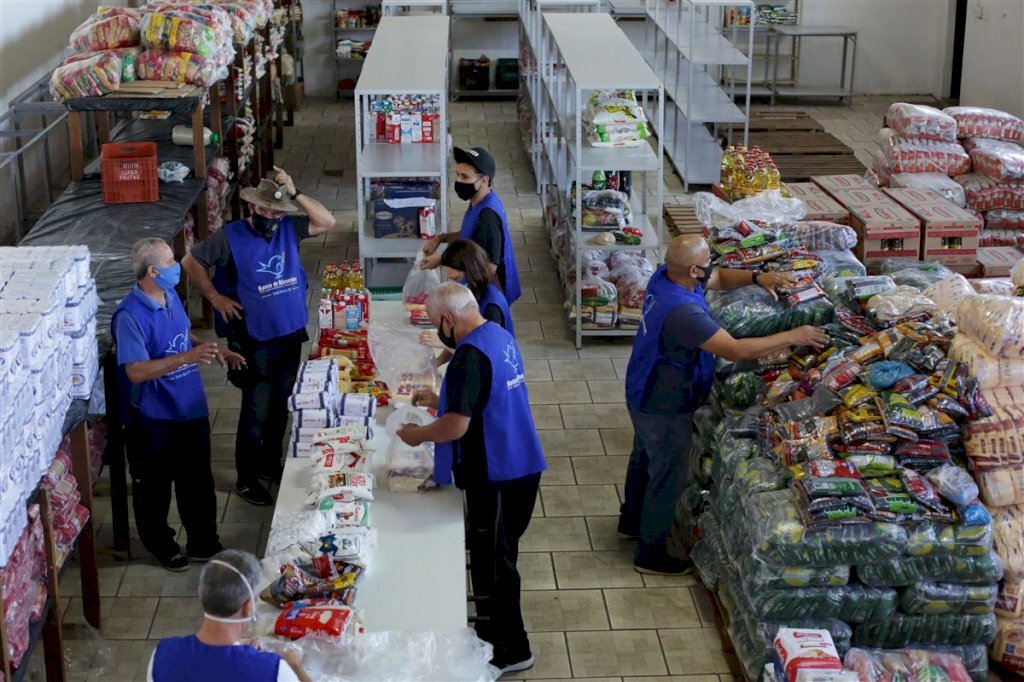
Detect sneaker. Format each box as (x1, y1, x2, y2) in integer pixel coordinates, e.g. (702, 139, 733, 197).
(155, 551, 190, 573)
(633, 555, 694, 577)
(236, 482, 274, 506)
(187, 542, 225, 562)
(493, 654, 534, 677)
(257, 465, 283, 485)
(617, 516, 640, 540)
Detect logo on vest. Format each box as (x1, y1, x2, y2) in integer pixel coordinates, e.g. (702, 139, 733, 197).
(504, 343, 525, 390)
(255, 253, 299, 296)
(256, 254, 287, 279)
(639, 293, 656, 336)
(165, 333, 190, 355)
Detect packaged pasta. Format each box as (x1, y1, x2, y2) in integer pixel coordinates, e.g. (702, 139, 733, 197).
(49, 51, 122, 101)
(944, 106, 1024, 143)
(886, 103, 958, 143)
(984, 209, 1024, 229)
(955, 173, 1024, 211)
(853, 612, 996, 648)
(69, 8, 142, 52)
(899, 582, 999, 615)
(956, 294, 1024, 357)
(923, 275, 975, 322)
(888, 172, 967, 207)
(137, 49, 222, 86)
(964, 137, 1024, 183)
(948, 334, 1024, 389)
(876, 129, 970, 176)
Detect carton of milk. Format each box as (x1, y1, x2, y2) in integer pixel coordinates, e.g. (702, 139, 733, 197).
(773, 628, 843, 682)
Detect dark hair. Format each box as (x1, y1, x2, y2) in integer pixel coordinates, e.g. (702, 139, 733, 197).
(440, 240, 497, 301)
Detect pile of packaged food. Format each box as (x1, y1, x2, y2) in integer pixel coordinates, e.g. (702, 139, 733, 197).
(583, 90, 651, 148)
(366, 95, 441, 145)
(41, 438, 91, 569)
(0, 505, 46, 669)
(719, 145, 786, 200)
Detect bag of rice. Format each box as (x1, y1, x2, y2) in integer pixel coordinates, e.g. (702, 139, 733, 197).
(944, 106, 1024, 143)
(964, 137, 1024, 183)
(887, 103, 958, 143)
(957, 294, 1024, 357)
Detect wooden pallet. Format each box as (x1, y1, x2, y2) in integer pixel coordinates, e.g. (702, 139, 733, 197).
(772, 154, 867, 182)
(746, 131, 852, 156)
(664, 204, 703, 238)
(746, 110, 824, 132)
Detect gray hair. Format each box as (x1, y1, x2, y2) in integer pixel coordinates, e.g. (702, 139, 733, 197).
(427, 281, 479, 320)
(130, 238, 171, 280)
(198, 549, 263, 618)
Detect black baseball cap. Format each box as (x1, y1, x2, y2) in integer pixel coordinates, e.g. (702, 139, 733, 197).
(453, 146, 496, 181)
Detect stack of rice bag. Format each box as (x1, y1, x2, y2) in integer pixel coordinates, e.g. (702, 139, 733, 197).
(41, 439, 91, 569)
(582, 90, 650, 148)
(872, 105, 970, 189)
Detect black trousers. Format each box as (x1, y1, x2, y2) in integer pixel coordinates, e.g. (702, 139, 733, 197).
(465, 473, 541, 662)
(126, 415, 220, 557)
(234, 336, 303, 485)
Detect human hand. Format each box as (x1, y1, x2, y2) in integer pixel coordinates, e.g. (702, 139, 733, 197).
(397, 424, 424, 447)
(218, 349, 247, 371)
(411, 389, 439, 409)
(419, 330, 445, 350)
(273, 165, 296, 196)
(422, 236, 442, 257)
(755, 271, 796, 301)
(211, 293, 244, 322)
(418, 475, 439, 492)
(419, 253, 442, 270)
(186, 342, 220, 365)
(788, 325, 829, 350)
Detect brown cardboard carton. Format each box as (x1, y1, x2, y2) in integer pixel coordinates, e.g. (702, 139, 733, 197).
(882, 187, 944, 208)
(811, 174, 873, 194)
(848, 203, 922, 267)
(901, 201, 982, 266)
(786, 183, 828, 199)
(976, 247, 1024, 277)
(800, 197, 851, 224)
(830, 188, 891, 210)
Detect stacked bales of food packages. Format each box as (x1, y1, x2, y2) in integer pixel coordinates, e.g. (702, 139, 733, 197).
(0, 505, 46, 669)
(682, 216, 1003, 680)
(583, 90, 651, 149)
(41, 437, 91, 569)
(316, 267, 384, 405)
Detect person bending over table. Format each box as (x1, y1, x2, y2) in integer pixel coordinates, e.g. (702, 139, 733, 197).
(619, 234, 830, 576)
(182, 167, 336, 507)
(112, 239, 245, 572)
(148, 549, 310, 681)
(420, 147, 522, 304)
(396, 282, 546, 677)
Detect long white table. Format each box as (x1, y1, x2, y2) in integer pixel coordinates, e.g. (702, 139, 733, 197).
(266, 301, 467, 633)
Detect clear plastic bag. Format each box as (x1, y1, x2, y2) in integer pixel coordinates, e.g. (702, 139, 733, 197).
(866, 286, 935, 325)
(877, 259, 955, 290)
(926, 463, 980, 507)
(815, 250, 867, 278)
(985, 209, 1024, 229)
(888, 172, 967, 208)
(367, 320, 438, 401)
(402, 253, 442, 326)
(383, 406, 436, 492)
(744, 581, 897, 623)
(944, 106, 1024, 143)
(707, 285, 834, 338)
(579, 189, 631, 229)
(694, 189, 806, 230)
(853, 612, 996, 648)
(70, 8, 142, 52)
(777, 221, 858, 250)
(948, 334, 1024, 389)
(49, 52, 122, 101)
(858, 550, 1004, 587)
(886, 103, 958, 143)
(845, 646, 980, 682)
(964, 137, 1024, 183)
(141, 10, 227, 58)
(137, 49, 223, 87)
(899, 581, 999, 615)
(922, 275, 975, 322)
(1014, 258, 1024, 293)
(956, 294, 1024, 357)
(876, 129, 970, 176)
(955, 173, 1024, 211)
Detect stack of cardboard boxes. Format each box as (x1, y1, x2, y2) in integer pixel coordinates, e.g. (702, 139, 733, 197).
(883, 188, 982, 273)
(786, 183, 849, 224)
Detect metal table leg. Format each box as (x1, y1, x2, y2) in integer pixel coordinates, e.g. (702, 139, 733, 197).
(847, 34, 857, 105)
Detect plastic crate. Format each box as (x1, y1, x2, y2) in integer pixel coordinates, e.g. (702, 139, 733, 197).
(101, 142, 159, 204)
(495, 58, 519, 90)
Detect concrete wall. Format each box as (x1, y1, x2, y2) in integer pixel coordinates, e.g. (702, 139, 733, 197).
(959, 0, 1024, 117)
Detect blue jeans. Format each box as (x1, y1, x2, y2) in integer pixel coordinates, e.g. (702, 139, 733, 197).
(620, 405, 694, 561)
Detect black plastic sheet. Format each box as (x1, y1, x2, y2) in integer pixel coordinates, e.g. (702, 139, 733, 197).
(84, 116, 220, 176)
(63, 91, 202, 114)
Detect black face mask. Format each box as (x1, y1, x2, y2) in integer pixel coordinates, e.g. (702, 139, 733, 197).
(438, 318, 458, 350)
(454, 179, 480, 202)
(694, 263, 713, 289)
(252, 214, 282, 238)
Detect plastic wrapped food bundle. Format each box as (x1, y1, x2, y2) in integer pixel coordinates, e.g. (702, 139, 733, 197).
(865, 286, 935, 325)
(944, 106, 1024, 143)
(886, 103, 958, 143)
(923, 275, 975, 322)
(992, 617, 1024, 675)
(844, 646, 981, 682)
(964, 137, 1024, 183)
(876, 129, 970, 176)
(49, 51, 123, 101)
(888, 172, 967, 207)
(948, 334, 1024, 389)
(716, 371, 765, 409)
(991, 504, 1024, 583)
(875, 259, 954, 290)
(137, 49, 223, 86)
(776, 221, 858, 250)
(899, 581, 998, 615)
(579, 189, 631, 229)
(963, 392, 1024, 508)
(871, 149, 893, 187)
(141, 10, 228, 58)
(743, 555, 851, 590)
(955, 173, 1024, 211)
(971, 278, 1015, 296)
(984, 208, 1024, 229)
(582, 91, 650, 148)
(745, 582, 897, 622)
(857, 550, 1004, 587)
(707, 285, 835, 338)
(956, 294, 1024, 357)
(70, 7, 142, 52)
(734, 458, 792, 496)
(815, 250, 868, 278)
(710, 433, 758, 483)
(754, 619, 853, 656)
(853, 612, 996, 647)
(63, 46, 143, 83)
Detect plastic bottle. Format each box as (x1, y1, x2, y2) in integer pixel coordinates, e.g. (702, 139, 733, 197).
(591, 170, 606, 190)
(171, 125, 220, 146)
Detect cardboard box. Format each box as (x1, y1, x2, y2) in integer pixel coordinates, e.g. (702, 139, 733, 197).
(976, 247, 1024, 277)
(900, 201, 982, 266)
(811, 174, 873, 194)
(882, 187, 945, 209)
(830, 188, 892, 210)
(848, 203, 922, 268)
(800, 196, 851, 224)
(786, 183, 828, 199)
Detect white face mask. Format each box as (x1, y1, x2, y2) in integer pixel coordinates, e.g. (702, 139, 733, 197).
(203, 559, 259, 625)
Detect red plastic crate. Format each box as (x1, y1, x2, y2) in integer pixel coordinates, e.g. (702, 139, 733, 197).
(101, 142, 159, 203)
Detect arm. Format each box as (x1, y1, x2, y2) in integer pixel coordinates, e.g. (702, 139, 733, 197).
(274, 166, 335, 236)
(700, 326, 828, 363)
(182, 253, 244, 322)
(708, 268, 796, 300)
(279, 652, 312, 682)
(404, 412, 472, 445)
(124, 343, 218, 384)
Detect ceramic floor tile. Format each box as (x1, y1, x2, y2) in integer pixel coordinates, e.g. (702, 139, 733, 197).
(518, 338, 581, 360)
(612, 358, 630, 380)
(600, 428, 635, 455)
(530, 678, 621, 682)
(517, 319, 546, 339)
(540, 484, 620, 517)
(148, 597, 203, 639)
(524, 359, 553, 382)
(603, 588, 701, 630)
(515, 303, 570, 324)
(561, 404, 632, 430)
(518, 552, 557, 590)
(658, 629, 735, 675)
(83, 640, 159, 681)
(504, 632, 571, 680)
(571, 456, 629, 485)
(528, 380, 593, 405)
(640, 572, 700, 589)
(566, 631, 667, 678)
(587, 380, 625, 403)
(537, 429, 605, 457)
(521, 517, 591, 552)
(117, 563, 202, 598)
(222, 492, 277, 523)
(65, 596, 159, 640)
(521, 589, 609, 631)
(59, 563, 126, 598)
(623, 677, 721, 682)
(539, 456, 577, 486)
(586, 516, 637, 552)
(690, 586, 721, 628)
(211, 408, 239, 435)
(549, 358, 617, 381)
(531, 404, 565, 430)
(552, 551, 644, 589)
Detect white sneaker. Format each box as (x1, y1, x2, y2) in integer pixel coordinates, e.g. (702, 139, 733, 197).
(498, 655, 535, 677)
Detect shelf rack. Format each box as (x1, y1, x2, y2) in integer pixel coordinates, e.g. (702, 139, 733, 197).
(354, 15, 450, 285)
(282, 0, 306, 125)
(722, 0, 800, 95)
(449, 1, 520, 100)
(382, 0, 449, 15)
(333, 0, 381, 99)
(525, 9, 666, 348)
(644, 0, 753, 188)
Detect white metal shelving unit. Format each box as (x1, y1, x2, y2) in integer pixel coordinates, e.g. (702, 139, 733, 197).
(644, 0, 753, 188)
(382, 0, 449, 15)
(524, 9, 666, 347)
(333, 0, 380, 99)
(354, 16, 450, 285)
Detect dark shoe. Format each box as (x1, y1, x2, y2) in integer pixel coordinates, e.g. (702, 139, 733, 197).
(257, 465, 284, 485)
(492, 653, 534, 677)
(236, 481, 274, 506)
(154, 550, 190, 573)
(633, 555, 694, 577)
(617, 516, 640, 540)
(187, 542, 225, 562)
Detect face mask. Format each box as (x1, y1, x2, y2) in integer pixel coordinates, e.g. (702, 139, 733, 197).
(252, 213, 282, 238)
(202, 559, 258, 625)
(153, 263, 181, 291)
(439, 317, 458, 350)
(694, 263, 713, 289)
(454, 179, 480, 202)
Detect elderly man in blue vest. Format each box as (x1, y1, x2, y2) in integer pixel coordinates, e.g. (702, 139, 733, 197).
(182, 167, 336, 506)
(396, 282, 546, 677)
(112, 238, 247, 571)
(620, 234, 830, 576)
(420, 147, 522, 304)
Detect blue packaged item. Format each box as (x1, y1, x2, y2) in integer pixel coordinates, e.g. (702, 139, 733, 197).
(958, 500, 991, 527)
(869, 361, 915, 390)
(373, 182, 435, 238)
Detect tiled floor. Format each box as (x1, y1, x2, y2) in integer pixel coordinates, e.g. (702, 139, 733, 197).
(24, 93, 916, 681)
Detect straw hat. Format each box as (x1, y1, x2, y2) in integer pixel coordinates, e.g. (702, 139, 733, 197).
(239, 179, 301, 214)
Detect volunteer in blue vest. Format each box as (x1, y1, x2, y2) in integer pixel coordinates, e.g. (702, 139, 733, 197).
(149, 549, 311, 681)
(182, 167, 336, 506)
(396, 282, 545, 677)
(420, 147, 522, 304)
(620, 234, 829, 576)
(112, 238, 246, 572)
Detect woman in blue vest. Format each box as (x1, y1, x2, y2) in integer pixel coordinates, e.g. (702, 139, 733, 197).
(440, 239, 515, 335)
(619, 235, 829, 576)
(182, 168, 336, 507)
(397, 282, 546, 677)
(420, 147, 522, 304)
(148, 549, 310, 681)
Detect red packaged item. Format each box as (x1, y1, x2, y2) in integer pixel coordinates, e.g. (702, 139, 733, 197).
(774, 628, 843, 681)
(877, 129, 970, 176)
(964, 137, 1024, 183)
(823, 359, 863, 393)
(886, 103, 958, 143)
(955, 173, 1024, 211)
(944, 106, 1024, 143)
(273, 603, 358, 640)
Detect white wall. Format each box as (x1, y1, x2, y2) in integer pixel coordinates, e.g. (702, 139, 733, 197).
(0, 0, 100, 110)
(960, 0, 1024, 117)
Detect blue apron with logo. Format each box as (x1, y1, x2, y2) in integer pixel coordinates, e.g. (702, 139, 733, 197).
(459, 191, 522, 304)
(434, 322, 546, 485)
(224, 218, 308, 342)
(112, 290, 208, 421)
(152, 635, 280, 682)
(624, 266, 715, 414)
(478, 283, 515, 336)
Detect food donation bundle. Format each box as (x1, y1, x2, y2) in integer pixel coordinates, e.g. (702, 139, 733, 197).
(583, 90, 651, 148)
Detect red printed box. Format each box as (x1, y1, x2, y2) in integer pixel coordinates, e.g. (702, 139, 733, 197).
(811, 174, 873, 195)
(830, 188, 892, 210)
(849, 203, 921, 268)
(900, 201, 982, 266)
(786, 183, 828, 199)
(800, 196, 851, 224)
(882, 187, 943, 208)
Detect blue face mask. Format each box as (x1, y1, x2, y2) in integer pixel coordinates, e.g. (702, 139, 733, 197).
(153, 263, 181, 291)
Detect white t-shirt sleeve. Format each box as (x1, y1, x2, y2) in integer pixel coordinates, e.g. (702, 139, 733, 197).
(277, 659, 302, 682)
(147, 649, 156, 682)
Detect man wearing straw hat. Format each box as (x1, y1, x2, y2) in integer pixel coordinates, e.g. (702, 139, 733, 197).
(183, 167, 336, 506)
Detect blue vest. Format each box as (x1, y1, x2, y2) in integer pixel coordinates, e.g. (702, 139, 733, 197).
(624, 266, 716, 414)
(111, 288, 208, 421)
(434, 323, 546, 486)
(478, 283, 515, 336)
(459, 192, 522, 304)
(224, 218, 308, 342)
(152, 635, 280, 682)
